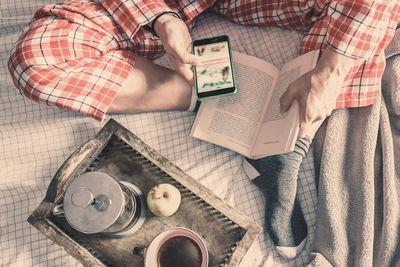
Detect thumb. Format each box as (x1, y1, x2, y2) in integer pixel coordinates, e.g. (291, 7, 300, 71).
(178, 65, 194, 84)
(171, 59, 193, 84)
(183, 53, 202, 66)
(176, 51, 201, 65)
(175, 48, 201, 66)
(280, 84, 297, 112)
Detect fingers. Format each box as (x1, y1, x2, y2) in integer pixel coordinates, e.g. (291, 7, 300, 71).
(299, 117, 325, 139)
(165, 41, 199, 83)
(280, 83, 297, 112)
(297, 96, 310, 138)
(177, 65, 194, 85)
(280, 83, 313, 138)
(298, 121, 311, 139)
(298, 96, 329, 138)
(158, 17, 200, 66)
(168, 54, 194, 85)
(175, 49, 202, 66)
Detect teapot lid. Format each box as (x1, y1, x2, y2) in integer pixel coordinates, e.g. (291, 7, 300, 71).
(63, 171, 124, 234)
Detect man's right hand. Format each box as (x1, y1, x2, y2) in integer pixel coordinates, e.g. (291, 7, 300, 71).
(153, 14, 201, 85)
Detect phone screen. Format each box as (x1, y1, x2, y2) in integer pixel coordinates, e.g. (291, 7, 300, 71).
(193, 36, 236, 100)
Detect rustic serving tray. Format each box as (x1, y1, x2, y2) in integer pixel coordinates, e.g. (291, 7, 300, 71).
(28, 119, 262, 266)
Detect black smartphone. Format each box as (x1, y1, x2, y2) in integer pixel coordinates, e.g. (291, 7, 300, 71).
(192, 35, 237, 101)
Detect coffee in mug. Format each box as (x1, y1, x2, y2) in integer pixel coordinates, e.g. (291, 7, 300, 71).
(133, 227, 208, 267)
(158, 235, 202, 267)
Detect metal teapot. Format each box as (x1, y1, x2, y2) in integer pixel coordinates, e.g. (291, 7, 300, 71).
(52, 171, 146, 237)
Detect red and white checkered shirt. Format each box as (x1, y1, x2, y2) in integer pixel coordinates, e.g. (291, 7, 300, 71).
(8, 0, 400, 121)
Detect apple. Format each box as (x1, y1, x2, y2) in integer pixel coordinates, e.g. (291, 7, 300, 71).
(147, 183, 181, 216)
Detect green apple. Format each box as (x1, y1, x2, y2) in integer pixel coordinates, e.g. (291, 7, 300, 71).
(147, 183, 181, 216)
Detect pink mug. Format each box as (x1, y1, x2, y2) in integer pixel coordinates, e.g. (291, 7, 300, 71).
(133, 227, 208, 267)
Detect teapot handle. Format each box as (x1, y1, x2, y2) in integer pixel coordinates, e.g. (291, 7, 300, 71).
(52, 204, 65, 217)
(44, 138, 103, 203)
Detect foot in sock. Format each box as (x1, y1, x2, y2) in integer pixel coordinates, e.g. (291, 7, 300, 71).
(244, 137, 311, 259)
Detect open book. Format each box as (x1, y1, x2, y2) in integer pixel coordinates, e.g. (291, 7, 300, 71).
(189, 50, 319, 159)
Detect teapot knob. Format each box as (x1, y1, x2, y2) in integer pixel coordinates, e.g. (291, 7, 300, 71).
(93, 194, 111, 211)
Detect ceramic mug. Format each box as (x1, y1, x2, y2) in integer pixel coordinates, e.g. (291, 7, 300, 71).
(133, 227, 208, 267)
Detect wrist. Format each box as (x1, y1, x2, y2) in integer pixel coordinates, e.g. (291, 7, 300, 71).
(152, 12, 180, 37)
(318, 47, 355, 79)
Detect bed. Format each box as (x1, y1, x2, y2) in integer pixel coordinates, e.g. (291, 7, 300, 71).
(1, 0, 399, 266)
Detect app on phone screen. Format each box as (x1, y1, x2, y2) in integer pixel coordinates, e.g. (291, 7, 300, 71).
(194, 41, 234, 93)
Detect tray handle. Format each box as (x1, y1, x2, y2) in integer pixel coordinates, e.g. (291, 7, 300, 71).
(44, 138, 104, 203)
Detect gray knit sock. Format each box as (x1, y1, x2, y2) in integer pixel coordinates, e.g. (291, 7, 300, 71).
(246, 137, 311, 259)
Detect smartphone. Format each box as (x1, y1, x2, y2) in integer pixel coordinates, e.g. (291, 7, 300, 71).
(192, 35, 237, 101)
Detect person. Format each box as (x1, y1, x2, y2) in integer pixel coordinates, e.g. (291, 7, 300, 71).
(8, 0, 400, 259)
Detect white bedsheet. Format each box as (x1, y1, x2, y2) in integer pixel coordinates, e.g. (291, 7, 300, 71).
(0, 1, 318, 266)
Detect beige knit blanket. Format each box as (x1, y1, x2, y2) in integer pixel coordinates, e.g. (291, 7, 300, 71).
(308, 28, 400, 266)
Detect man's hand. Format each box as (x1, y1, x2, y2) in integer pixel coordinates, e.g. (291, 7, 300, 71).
(280, 47, 355, 138)
(153, 14, 201, 85)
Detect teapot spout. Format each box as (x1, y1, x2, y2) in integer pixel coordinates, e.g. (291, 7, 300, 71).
(52, 204, 65, 217)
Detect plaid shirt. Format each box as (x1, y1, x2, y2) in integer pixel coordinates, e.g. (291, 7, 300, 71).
(8, 0, 400, 121)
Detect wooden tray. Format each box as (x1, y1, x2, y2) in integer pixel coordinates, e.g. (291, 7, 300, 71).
(28, 119, 262, 266)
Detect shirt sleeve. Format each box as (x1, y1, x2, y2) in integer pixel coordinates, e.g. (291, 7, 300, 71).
(325, 0, 399, 60)
(100, 0, 177, 39)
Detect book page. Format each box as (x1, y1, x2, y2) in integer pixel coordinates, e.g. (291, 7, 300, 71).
(190, 51, 280, 157)
(250, 50, 319, 158)
(263, 66, 301, 123)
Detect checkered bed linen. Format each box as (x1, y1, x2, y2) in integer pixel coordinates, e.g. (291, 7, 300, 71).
(0, 2, 318, 266)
